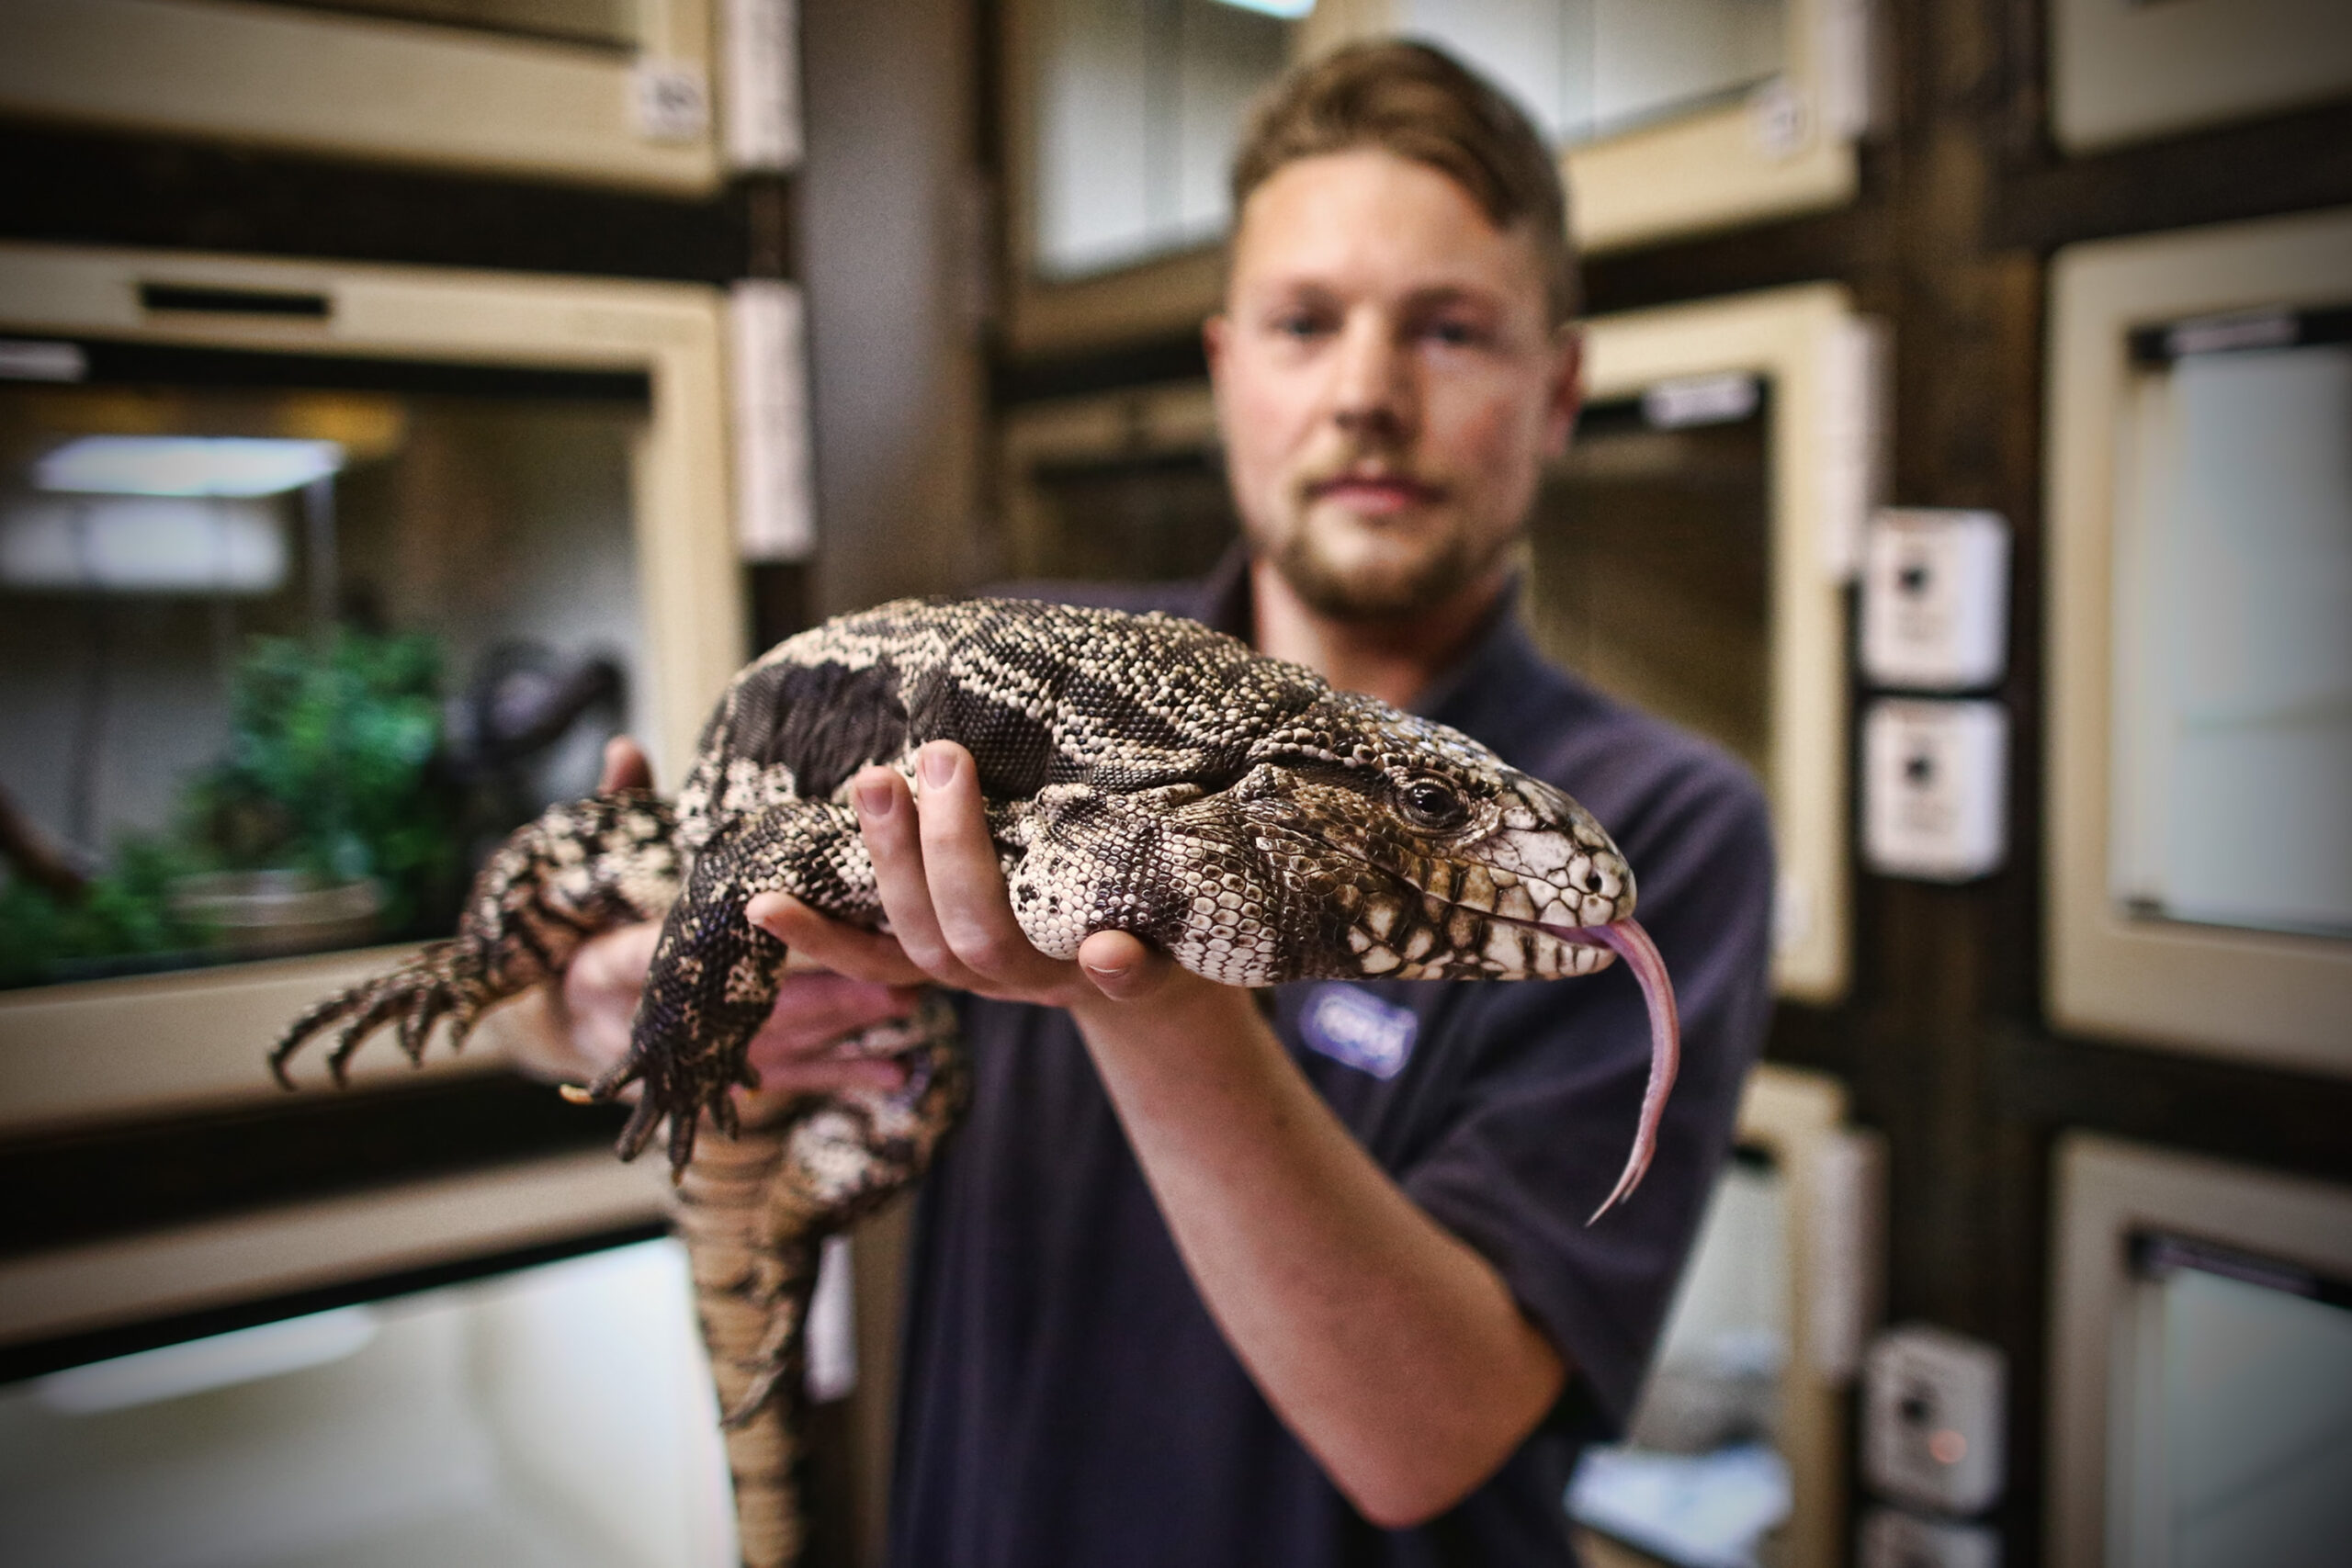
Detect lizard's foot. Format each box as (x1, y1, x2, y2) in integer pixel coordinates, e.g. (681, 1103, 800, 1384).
(270, 941, 494, 1088)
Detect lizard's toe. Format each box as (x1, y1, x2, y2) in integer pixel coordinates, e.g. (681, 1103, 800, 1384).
(326, 984, 409, 1084)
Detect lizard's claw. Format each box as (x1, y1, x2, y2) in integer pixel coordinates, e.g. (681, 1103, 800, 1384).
(270, 942, 493, 1088)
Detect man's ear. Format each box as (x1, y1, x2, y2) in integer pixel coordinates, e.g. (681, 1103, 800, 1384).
(1544, 325, 1584, 458)
(1204, 312, 1229, 376)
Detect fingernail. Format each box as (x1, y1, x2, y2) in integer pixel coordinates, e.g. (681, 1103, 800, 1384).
(919, 746, 956, 789)
(1083, 957, 1131, 983)
(853, 775, 893, 818)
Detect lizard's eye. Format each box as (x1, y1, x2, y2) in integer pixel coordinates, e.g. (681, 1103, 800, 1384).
(1397, 776, 1468, 831)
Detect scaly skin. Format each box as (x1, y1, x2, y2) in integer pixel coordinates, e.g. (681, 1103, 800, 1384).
(274, 597, 1679, 1567)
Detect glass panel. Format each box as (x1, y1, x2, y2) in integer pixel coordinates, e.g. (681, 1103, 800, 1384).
(0, 1239, 727, 1568)
(1032, 0, 1292, 279)
(1568, 1148, 1793, 1567)
(2123, 1246, 2352, 1568)
(0, 356, 650, 989)
(1525, 389, 1772, 775)
(1021, 449, 1240, 584)
(2111, 336, 2352, 939)
(254, 1, 643, 51)
(1401, 0, 1788, 148)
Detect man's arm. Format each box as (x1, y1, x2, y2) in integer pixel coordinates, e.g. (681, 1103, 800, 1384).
(753, 739, 1567, 1528)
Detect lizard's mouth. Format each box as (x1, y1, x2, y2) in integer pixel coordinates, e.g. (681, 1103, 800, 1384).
(1334, 830, 1680, 1224)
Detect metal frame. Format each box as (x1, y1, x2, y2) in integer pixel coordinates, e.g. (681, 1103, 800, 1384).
(0, 242, 744, 1133)
(0, 0, 729, 191)
(2051, 0, 2352, 154)
(2043, 209, 2352, 1076)
(0, 1147, 669, 1353)
(1572, 283, 1882, 1003)
(2046, 1134, 2352, 1568)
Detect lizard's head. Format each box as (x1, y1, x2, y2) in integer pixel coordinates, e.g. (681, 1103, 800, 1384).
(1230, 695, 1634, 982)
(1215, 693, 1680, 1219)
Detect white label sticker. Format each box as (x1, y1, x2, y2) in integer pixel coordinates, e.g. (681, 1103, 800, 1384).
(1749, 79, 1810, 159)
(729, 280, 815, 561)
(633, 59, 710, 144)
(723, 0, 801, 170)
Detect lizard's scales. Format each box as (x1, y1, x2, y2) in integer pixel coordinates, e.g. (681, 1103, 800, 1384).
(274, 596, 1679, 1567)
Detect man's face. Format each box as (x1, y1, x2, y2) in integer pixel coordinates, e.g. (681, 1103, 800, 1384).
(1207, 148, 1579, 623)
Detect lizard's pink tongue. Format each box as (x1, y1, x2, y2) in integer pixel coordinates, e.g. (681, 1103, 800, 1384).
(1544, 918, 1681, 1223)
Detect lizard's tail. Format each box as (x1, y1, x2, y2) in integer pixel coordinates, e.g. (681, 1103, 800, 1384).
(673, 1122, 820, 1568)
(667, 998, 973, 1568)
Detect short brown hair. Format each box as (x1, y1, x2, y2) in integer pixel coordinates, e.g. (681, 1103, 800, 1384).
(1231, 40, 1578, 324)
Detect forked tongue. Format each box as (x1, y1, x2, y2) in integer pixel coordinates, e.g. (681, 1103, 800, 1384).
(1551, 918, 1680, 1224)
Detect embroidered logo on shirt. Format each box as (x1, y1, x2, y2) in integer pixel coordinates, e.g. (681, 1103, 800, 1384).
(1299, 986, 1418, 1079)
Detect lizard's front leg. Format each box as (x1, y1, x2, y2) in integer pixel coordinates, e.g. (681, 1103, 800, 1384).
(593, 799, 886, 1171)
(270, 791, 681, 1084)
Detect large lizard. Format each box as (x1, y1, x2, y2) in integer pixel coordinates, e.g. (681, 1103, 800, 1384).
(272, 595, 1680, 1568)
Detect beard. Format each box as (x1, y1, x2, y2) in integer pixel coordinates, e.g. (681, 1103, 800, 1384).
(1257, 506, 1516, 624)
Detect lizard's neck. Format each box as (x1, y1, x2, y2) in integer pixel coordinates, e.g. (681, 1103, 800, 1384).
(1247, 555, 1506, 711)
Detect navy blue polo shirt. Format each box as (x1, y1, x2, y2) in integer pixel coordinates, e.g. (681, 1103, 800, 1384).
(888, 558, 1776, 1567)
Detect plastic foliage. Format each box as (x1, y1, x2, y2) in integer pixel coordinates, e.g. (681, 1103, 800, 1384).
(184, 629, 462, 934)
(0, 838, 210, 989)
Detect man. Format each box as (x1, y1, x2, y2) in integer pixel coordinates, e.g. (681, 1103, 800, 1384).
(540, 41, 1774, 1565)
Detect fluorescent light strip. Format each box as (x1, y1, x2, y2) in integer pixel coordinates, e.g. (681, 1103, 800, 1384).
(34, 436, 345, 498)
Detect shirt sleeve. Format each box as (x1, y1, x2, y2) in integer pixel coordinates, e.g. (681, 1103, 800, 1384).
(1398, 739, 1777, 1429)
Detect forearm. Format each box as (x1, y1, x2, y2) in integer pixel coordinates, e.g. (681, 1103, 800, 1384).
(1068, 979, 1566, 1528)
(805, 742, 1566, 1523)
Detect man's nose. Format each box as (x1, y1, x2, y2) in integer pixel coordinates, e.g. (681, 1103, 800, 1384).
(1330, 314, 1415, 442)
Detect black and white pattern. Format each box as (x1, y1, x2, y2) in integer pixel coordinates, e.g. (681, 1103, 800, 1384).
(273, 596, 1677, 1568)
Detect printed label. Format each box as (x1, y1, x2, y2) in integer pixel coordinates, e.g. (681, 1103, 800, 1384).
(1299, 986, 1418, 1080)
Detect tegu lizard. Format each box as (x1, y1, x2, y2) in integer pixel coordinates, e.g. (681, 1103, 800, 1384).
(273, 595, 1680, 1568)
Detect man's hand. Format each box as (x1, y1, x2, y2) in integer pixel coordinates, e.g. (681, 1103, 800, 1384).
(754, 739, 1566, 1529)
(742, 739, 1212, 1017)
(508, 738, 922, 1113)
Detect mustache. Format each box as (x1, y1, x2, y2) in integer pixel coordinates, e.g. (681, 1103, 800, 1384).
(1295, 450, 1446, 499)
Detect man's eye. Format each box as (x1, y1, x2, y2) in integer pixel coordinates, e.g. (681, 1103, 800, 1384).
(1425, 319, 1483, 347)
(1273, 313, 1329, 340)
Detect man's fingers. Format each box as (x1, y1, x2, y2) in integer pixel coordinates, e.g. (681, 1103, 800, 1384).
(852, 761, 993, 989)
(752, 1057, 910, 1097)
(745, 891, 931, 986)
(597, 736, 654, 794)
(1077, 930, 1175, 1002)
(569, 919, 662, 996)
(555, 920, 662, 1066)
(912, 742, 1066, 987)
(744, 971, 920, 1066)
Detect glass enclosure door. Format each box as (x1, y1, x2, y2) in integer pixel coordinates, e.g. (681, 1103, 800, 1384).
(1396, 0, 1787, 150)
(1526, 382, 1772, 777)
(1017, 447, 1239, 583)
(1025, 0, 1797, 284)
(2118, 1235, 2352, 1568)
(2110, 314, 2352, 942)
(1029, 0, 1295, 280)
(0, 344, 652, 991)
